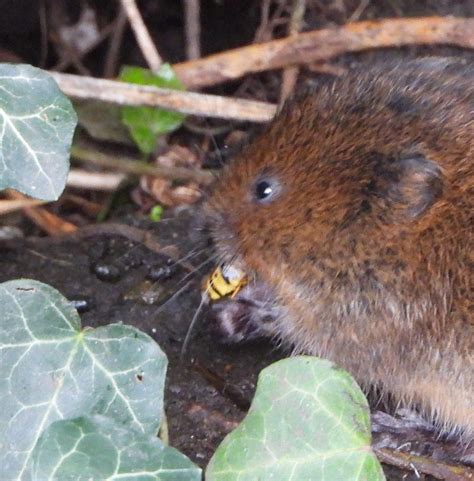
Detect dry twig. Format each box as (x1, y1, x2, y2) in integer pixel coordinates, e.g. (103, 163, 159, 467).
(67, 169, 126, 191)
(375, 448, 474, 481)
(254, 0, 289, 42)
(71, 143, 215, 186)
(173, 16, 474, 89)
(50, 32, 91, 76)
(184, 0, 201, 60)
(5, 190, 77, 235)
(0, 223, 181, 264)
(121, 0, 162, 71)
(61, 194, 103, 217)
(0, 199, 46, 216)
(349, 0, 371, 22)
(49, 71, 277, 123)
(103, 7, 128, 78)
(53, 21, 119, 72)
(280, 0, 307, 106)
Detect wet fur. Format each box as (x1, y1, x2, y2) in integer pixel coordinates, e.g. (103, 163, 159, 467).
(206, 59, 473, 441)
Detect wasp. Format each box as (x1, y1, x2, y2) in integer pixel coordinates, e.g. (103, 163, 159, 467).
(204, 263, 248, 301)
(181, 264, 248, 358)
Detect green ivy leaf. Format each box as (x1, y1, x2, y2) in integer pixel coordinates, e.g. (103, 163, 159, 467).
(120, 64, 186, 155)
(32, 416, 201, 481)
(0, 64, 77, 200)
(0, 279, 167, 481)
(206, 356, 385, 481)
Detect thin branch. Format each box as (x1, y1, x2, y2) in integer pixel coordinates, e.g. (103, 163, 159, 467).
(375, 447, 474, 481)
(173, 16, 474, 89)
(280, 0, 307, 106)
(50, 31, 91, 76)
(61, 193, 102, 216)
(0, 223, 184, 265)
(254, 0, 288, 43)
(49, 71, 277, 123)
(349, 0, 370, 22)
(0, 199, 47, 216)
(121, 0, 162, 71)
(5, 190, 77, 235)
(53, 21, 118, 72)
(103, 7, 128, 78)
(184, 0, 201, 60)
(70, 143, 215, 186)
(67, 169, 126, 191)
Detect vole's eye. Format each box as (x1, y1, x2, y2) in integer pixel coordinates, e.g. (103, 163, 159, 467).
(253, 178, 280, 203)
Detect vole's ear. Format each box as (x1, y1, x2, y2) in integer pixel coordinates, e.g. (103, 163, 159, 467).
(380, 153, 444, 220)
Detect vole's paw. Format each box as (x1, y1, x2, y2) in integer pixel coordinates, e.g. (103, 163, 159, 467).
(208, 283, 280, 343)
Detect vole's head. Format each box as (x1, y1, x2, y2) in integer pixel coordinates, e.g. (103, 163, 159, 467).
(206, 60, 470, 288)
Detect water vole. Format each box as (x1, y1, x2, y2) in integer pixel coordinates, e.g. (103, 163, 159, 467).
(205, 58, 473, 440)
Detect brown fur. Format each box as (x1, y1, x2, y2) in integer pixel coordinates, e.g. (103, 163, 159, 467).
(206, 59, 473, 439)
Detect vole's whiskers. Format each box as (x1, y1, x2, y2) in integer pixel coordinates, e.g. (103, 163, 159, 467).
(173, 252, 217, 291)
(151, 252, 217, 318)
(167, 246, 208, 269)
(180, 286, 211, 361)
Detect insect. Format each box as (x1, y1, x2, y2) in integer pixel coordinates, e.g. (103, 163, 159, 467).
(180, 264, 248, 359)
(204, 263, 248, 301)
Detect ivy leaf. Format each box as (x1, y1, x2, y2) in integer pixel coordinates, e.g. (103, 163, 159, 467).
(206, 356, 385, 481)
(32, 416, 201, 481)
(0, 279, 167, 481)
(0, 64, 77, 200)
(119, 64, 186, 155)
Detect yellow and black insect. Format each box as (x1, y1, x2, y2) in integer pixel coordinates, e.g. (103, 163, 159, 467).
(204, 264, 248, 301)
(181, 264, 248, 358)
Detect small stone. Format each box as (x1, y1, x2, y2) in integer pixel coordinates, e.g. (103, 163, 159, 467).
(92, 262, 122, 282)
